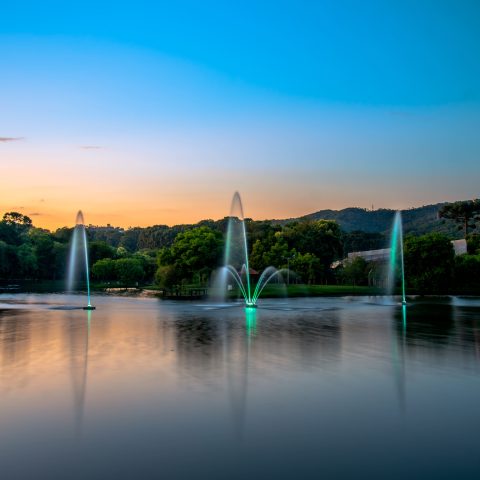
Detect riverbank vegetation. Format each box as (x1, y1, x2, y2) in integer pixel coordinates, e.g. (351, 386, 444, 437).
(1, 201, 480, 295)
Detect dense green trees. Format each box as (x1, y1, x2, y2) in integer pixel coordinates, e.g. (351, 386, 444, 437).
(156, 226, 223, 287)
(250, 233, 290, 272)
(2, 205, 480, 294)
(0, 241, 14, 277)
(92, 258, 117, 281)
(89, 241, 116, 264)
(248, 220, 342, 284)
(0, 211, 156, 284)
(90, 253, 155, 285)
(342, 231, 386, 256)
(16, 243, 37, 277)
(453, 254, 480, 292)
(404, 233, 455, 294)
(114, 258, 145, 284)
(467, 234, 480, 255)
(155, 265, 178, 288)
(289, 252, 322, 284)
(91, 250, 155, 285)
(282, 220, 341, 258)
(340, 257, 369, 286)
(0, 212, 33, 245)
(0, 213, 68, 280)
(282, 220, 342, 281)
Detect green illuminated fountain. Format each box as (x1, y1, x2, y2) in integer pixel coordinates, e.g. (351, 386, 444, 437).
(245, 304, 257, 336)
(219, 192, 286, 308)
(67, 210, 95, 310)
(387, 211, 406, 305)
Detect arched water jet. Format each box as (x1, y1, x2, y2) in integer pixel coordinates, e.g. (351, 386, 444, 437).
(217, 192, 288, 307)
(67, 210, 96, 310)
(251, 267, 287, 305)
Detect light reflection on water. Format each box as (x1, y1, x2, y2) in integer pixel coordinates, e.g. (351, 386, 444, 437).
(0, 294, 480, 479)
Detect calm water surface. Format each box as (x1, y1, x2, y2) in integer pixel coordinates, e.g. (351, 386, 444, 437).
(1, 294, 480, 479)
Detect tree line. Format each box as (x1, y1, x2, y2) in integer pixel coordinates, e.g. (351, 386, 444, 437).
(1, 199, 479, 294)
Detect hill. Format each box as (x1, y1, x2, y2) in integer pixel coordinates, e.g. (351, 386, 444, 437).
(76, 201, 469, 253)
(297, 202, 462, 237)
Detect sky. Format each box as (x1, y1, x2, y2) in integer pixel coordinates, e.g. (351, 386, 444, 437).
(1, 0, 479, 229)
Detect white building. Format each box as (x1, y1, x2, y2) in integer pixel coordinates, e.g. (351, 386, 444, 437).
(451, 239, 467, 255)
(347, 248, 390, 262)
(345, 239, 467, 264)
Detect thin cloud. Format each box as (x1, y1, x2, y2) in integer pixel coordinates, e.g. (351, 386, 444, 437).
(0, 137, 24, 143)
(79, 145, 104, 150)
(29, 212, 42, 216)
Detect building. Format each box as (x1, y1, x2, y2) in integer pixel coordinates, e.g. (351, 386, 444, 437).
(345, 239, 467, 265)
(451, 239, 467, 255)
(347, 248, 390, 263)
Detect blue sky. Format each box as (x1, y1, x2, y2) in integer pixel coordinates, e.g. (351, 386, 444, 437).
(1, 1, 479, 228)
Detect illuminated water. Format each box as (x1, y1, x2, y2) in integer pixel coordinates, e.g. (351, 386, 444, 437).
(1, 294, 480, 479)
(218, 192, 285, 306)
(388, 211, 406, 304)
(67, 211, 93, 308)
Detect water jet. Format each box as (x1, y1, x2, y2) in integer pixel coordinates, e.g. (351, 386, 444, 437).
(217, 192, 287, 307)
(387, 211, 406, 305)
(67, 211, 95, 310)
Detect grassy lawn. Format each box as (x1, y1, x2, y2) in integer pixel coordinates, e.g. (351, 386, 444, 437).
(141, 283, 383, 297)
(251, 284, 383, 298)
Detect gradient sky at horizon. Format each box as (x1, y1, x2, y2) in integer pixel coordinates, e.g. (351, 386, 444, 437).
(1, 1, 479, 229)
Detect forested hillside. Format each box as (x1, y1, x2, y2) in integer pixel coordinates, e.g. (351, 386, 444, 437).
(299, 202, 462, 237)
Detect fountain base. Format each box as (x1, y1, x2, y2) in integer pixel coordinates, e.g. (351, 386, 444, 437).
(245, 303, 258, 309)
(83, 305, 96, 310)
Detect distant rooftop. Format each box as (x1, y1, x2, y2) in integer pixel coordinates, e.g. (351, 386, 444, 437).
(348, 248, 390, 262)
(346, 239, 467, 263)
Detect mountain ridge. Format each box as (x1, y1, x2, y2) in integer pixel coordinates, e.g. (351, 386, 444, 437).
(271, 201, 462, 237)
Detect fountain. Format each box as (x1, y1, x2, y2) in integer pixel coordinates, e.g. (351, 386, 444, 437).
(67, 211, 96, 310)
(245, 306, 257, 337)
(387, 211, 406, 305)
(217, 192, 286, 308)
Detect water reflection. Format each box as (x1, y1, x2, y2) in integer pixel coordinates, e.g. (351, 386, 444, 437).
(402, 301, 455, 346)
(226, 308, 256, 439)
(245, 307, 256, 338)
(68, 310, 91, 437)
(1, 295, 480, 480)
(392, 305, 407, 412)
(390, 299, 480, 412)
(173, 315, 225, 381)
(0, 309, 34, 391)
(0, 309, 32, 371)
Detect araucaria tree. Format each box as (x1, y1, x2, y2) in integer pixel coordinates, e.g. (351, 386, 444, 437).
(439, 200, 480, 237)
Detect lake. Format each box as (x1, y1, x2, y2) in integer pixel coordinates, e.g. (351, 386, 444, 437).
(1, 294, 479, 479)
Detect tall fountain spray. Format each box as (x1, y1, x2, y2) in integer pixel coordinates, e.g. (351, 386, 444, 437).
(387, 211, 406, 305)
(67, 211, 95, 310)
(218, 192, 286, 308)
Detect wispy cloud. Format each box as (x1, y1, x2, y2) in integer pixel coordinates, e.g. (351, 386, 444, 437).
(79, 145, 104, 150)
(29, 212, 42, 216)
(0, 137, 24, 143)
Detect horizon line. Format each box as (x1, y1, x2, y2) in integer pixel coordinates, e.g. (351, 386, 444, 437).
(1, 198, 468, 232)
